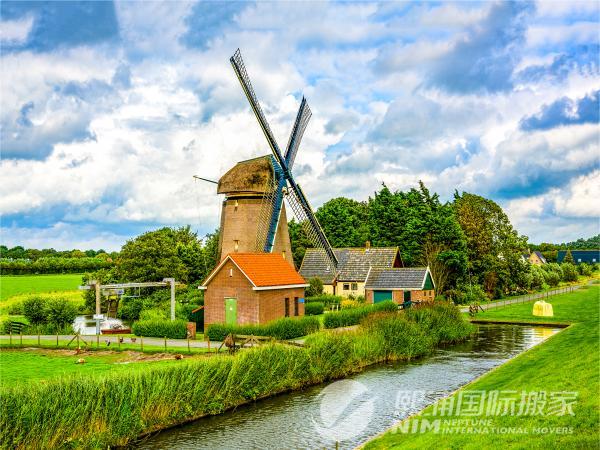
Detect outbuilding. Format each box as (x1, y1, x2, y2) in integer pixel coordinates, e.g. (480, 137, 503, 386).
(200, 253, 308, 331)
(365, 267, 435, 305)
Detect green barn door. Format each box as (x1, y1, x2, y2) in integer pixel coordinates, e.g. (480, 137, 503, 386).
(225, 298, 237, 325)
(374, 290, 393, 303)
(403, 291, 411, 302)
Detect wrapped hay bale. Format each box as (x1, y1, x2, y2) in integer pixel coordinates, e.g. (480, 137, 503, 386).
(533, 300, 553, 317)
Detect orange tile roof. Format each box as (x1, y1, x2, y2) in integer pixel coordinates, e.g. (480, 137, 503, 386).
(228, 253, 306, 287)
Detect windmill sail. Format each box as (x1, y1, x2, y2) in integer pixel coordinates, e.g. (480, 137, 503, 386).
(230, 49, 338, 271)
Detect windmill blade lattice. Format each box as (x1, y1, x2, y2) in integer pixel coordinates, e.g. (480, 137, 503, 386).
(230, 48, 338, 271)
(285, 97, 311, 167)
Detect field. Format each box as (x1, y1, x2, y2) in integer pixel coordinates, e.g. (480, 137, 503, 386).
(364, 285, 600, 449)
(0, 349, 202, 386)
(0, 273, 82, 300)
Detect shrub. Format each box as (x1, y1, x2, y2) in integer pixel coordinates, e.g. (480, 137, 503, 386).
(530, 265, 546, 290)
(132, 319, 188, 339)
(7, 302, 24, 315)
(304, 302, 324, 316)
(404, 302, 475, 343)
(561, 263, 579, 282)
(22, 296, 47, 325)
(139, 308, 168, 321)
(305, 294, 342, 309)
(544, 270, 561, 287)
(323, 301, 397, 329)
(45, 298, 78, 328)
(305, 277, 324, 297)
(206, 316, 320, 341)
(578, 262, 592, 277)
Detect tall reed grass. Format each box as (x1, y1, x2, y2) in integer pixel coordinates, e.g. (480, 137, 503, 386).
(0, 302, 474, 449)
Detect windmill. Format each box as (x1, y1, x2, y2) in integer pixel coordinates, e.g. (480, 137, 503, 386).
(227, 49, 338, 273)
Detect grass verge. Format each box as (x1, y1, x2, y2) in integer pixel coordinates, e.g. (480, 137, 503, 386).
(363, 285, 600, 449)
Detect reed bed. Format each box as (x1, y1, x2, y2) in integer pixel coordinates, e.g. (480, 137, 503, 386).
(1, 302, 474, 449)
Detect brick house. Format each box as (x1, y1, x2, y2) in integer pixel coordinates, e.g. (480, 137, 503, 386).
(299, 246, 401, 297)
(364, 267, 435, 305)
(200, 253, 308, 330)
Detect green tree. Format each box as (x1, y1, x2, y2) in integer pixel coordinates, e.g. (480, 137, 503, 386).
(368, 182, 467, 293)
(116, 226, 202, 283)
(22, 296, 47, 325)
(453, 192, 529, 296)
(315, 197, 369, 248)
(46, 298, 78, 327)
(563, 249, 574, 264)
(288, 219, 312, 269)
(305, 277, 324, 297)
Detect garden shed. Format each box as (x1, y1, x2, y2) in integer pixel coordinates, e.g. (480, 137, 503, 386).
(365, 267, 435, 305)
(200, 253, 308, 331)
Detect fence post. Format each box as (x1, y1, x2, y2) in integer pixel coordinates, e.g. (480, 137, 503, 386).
(141, 336, 144, 352)
(38, 333, 40, 347)
(20, 330, 23, 347)
(56, 333, 59, 347)
(118, 334, 121, 351)
(187, 336, 190, 353)
(164, 336, 167, 352)
(9, 329, 12, 345)
(97, 334, 99, 349)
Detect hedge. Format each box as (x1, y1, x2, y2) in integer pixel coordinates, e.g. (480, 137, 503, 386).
(323, 300, 398, 329)
(304, 302, 324, 316)
(206, 315, 320, 341)
(132, 319, 188, 339)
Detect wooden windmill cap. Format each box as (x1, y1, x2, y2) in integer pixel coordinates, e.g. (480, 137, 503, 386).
(217, 155, 275, 196)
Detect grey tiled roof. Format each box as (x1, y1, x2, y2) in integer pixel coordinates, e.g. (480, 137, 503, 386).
(299, 247, 399, 283)
(365, 268, 428, 290)
(533, 251, 547, 264)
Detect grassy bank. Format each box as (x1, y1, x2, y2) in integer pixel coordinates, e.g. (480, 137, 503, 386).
(0, 302, 473, 449)
(364, 285, 600, 449)
(0, 274, 83, 300)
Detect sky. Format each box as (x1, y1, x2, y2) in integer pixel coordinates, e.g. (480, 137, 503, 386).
(0, 0, 599, 251)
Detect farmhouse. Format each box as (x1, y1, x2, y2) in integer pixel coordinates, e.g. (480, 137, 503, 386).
(200, 253, 308, 330)
(365, 267, 435, 305)
(299, 246, 401, 297)
(523, 251, 547, 265)
(557, 250, 599, 265)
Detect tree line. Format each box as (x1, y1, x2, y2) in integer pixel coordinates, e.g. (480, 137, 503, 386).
(290, 182, 594, 300)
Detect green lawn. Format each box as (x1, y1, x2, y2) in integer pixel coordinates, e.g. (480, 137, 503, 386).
(0, 273, 83, 300)
(0, 348, 210, 387)
(364, 285, 600, 449)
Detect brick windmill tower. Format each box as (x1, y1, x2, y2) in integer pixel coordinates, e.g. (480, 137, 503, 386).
(203, 49, 338, 275)
(216, 154, 292, 261)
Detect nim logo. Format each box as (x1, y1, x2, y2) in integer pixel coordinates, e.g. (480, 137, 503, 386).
(312, 379, 374, 442)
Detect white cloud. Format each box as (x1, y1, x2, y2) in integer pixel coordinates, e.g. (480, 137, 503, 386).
(0, 15, 34, 45)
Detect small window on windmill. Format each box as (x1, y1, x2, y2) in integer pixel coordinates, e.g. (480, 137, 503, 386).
(282, 250, 286, 260)
(234, 240, 239, 252)
(229, 268, 233, 277)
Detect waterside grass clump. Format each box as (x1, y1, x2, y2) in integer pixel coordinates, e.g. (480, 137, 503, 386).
(1, 303, 473, 449)
(322, 300, 398, 328)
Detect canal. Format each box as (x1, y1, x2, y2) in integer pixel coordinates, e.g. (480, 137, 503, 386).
(135, 324, 560, 450)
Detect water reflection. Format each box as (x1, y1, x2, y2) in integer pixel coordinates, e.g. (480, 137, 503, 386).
(135, 324, 560, 450)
